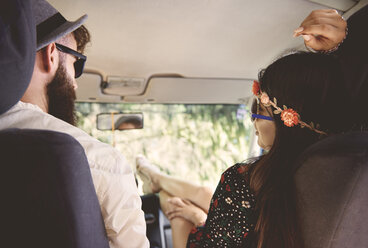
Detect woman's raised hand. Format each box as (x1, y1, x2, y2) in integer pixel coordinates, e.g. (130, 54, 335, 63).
(294, 9, 347, 51)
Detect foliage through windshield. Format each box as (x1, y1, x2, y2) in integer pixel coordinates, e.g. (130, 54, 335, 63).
(76, 102, 254, 192)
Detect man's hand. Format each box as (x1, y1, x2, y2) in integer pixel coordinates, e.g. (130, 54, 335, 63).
(294, 9, 347, 51)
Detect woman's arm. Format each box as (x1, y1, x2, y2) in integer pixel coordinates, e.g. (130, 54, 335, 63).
(294, 6, 368, 58)
(333, 5, 368, 64)
(295, 6, 368, 128)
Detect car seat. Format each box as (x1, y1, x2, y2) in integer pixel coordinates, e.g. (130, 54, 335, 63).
(0, 128, 109, 248)
(295, 132, 368, 248)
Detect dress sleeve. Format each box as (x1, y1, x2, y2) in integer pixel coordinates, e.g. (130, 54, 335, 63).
(187, 164, 257, 248)
(334, 5, 368, 63)
(332, 5, 368, 98)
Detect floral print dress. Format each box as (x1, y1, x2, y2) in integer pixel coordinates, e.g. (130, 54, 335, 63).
(187, 163, 258, 248)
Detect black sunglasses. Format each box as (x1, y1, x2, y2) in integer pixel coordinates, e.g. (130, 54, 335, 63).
(55, 43, 86, 78)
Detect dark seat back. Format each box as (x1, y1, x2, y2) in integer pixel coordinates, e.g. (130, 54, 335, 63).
(0, 128, 109, 248)
(141, 193, 173, 248)
(295, 132, 368, 248)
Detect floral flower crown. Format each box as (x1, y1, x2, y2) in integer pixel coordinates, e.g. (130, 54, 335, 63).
(252, 80, 326, 135)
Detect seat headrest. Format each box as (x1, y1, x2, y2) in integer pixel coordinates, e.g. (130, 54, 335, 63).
(295, 132, 368, 248)
(0, 0, 36, 115)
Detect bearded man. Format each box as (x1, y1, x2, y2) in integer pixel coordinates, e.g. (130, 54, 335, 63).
(22, 24, 89, 126)
(0, 0, 149, 247)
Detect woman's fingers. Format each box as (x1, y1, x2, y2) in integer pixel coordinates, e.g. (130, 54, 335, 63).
(296, 17, 346, 37)
(300, 10, 341, 26)
(166, 208, 179, 216)
(300, 24, 345, 50)
(300, 9, 339, 25)
(166, 204, 182, 213)
(299, 17, 344, 32)
(303, 35, 328, 51)
(295, 10, 345, 37)
(181, 198, 193, 205)
(299, 23, 337, 37)
(293, 9, 346, 51)
(168, 197, 186, 207)
(167, 212, 179, 220)
(166, 209, 186, 220)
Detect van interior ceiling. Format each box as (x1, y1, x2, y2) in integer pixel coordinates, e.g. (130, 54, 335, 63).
(48, 0, 366, 104)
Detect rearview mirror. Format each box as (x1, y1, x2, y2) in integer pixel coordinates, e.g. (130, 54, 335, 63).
(97, 113, 143, 131)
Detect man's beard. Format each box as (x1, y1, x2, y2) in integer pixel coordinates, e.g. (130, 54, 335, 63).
(46, 62, 77, 126)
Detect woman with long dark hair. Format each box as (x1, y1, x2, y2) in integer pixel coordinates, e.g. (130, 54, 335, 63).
(246, 52, 352, 248)
(135, 8, 367, 248)
(137, 52, 351, 248)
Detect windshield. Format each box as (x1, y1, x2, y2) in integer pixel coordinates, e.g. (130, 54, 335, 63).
(76, 102, 255, 192)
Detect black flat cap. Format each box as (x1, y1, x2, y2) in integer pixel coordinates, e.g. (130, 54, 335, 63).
(32, 0, 87, 50)
(0, 0, 36, 115)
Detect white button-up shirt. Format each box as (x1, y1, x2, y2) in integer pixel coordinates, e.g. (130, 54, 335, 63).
(0, 101, 149, 248)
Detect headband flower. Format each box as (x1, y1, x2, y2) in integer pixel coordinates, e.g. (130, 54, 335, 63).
(280, 108, 299, 127)
(252, 81, 260, 96)
(260, 92, 271, 106)
(252, 80, 326, 135)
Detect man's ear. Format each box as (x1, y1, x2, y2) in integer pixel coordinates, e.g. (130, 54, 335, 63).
(40, 43, 58, 74)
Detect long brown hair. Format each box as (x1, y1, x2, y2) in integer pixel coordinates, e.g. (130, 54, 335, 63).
(250, 52, 351, 248)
